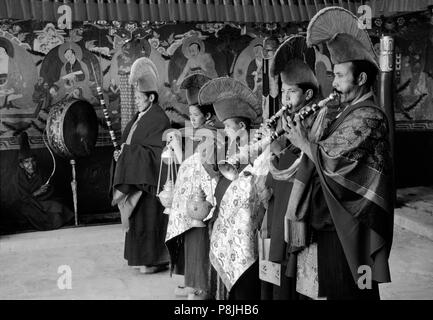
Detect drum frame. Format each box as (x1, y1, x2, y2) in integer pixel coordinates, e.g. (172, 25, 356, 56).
(46, 98, 97, 159)
(46, 100, 75, 159)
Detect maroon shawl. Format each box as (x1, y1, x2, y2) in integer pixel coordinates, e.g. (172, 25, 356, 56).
(311, 99, 394, 284)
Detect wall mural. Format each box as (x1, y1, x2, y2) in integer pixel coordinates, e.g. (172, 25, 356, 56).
(0, 21, 281, 151)
(0, 9, 432, 151)
(369, 10, 433, 130)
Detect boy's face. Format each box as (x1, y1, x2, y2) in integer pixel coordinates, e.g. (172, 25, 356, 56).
(281, 83, 308, 113)
(189, 105, 206, 129)
(223, 118, 246, 140)
(20, 157, 36, 176)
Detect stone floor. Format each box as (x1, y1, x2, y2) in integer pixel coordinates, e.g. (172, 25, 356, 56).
(0, 224, 183, 300)
(0, 222, 432, 300)
(381, 226, 433, 300)
(395, 186, 433, 241)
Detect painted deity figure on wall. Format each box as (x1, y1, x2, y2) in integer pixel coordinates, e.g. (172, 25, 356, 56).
(0, 37, 24, 109)
(33, 23, 65, 54)
(175, 36, 218, 87)
(59, 44, 90, 91)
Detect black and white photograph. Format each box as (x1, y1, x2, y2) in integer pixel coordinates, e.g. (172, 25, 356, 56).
(0, 0, 432, 306)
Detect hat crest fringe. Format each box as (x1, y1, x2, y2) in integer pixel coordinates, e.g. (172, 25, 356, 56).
(128, 57, 159, 87)
(306, 6, 377, 67)
(198, 77, 262, 122)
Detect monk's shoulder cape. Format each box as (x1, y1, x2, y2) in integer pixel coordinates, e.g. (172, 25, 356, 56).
(311, 99, 394, 284)
(113, 104, 171, 191)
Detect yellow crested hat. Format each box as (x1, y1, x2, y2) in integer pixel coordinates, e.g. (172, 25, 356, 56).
(198, 77, 261, 123)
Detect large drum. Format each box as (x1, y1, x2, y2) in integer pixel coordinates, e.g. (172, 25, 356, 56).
(46, 99, 98, 159)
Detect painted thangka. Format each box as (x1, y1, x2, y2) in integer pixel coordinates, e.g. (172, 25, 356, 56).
(1, 10, 432, 150)
(0, 21, 281, 150)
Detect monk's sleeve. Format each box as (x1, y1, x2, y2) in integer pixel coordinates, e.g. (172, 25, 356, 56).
(115, 143, 162, 187)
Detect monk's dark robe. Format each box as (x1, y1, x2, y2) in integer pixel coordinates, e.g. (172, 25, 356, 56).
(309, 98, 394, 300)
(13, 167, 73, 231)
(260, 138, 304, 300)
(112, 104, 171, 266)
(262, 101, 323, 300)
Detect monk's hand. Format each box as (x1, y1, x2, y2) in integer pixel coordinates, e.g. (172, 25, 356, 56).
(270, 139, 282, 157)
(113, 150, 119, 162)
(33, 184, 49, 197)
(113, 149, 121, 162)
(166, 133, 181, 153)
(285, 114, 309, 153)
(166, 131, 176, 141)
(113, 143, 125, 162)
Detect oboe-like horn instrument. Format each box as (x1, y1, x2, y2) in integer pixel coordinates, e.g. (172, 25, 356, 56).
(218, 92, 339, 181)
(96, 86, 120, 151)
(91, 63, 120, 152)
(267, 103, 290, 127)
(290, 91, 340, 123)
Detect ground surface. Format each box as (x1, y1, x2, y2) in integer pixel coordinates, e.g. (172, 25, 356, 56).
(0, 223, 432, 300)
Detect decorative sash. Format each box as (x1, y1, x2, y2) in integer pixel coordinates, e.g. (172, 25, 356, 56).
(209, 150, 271, 291)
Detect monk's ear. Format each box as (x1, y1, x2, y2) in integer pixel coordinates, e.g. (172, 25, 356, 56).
(357, 72, 367, 86)
(305, 89, 314, 102)
(149, 93, 155, 103)
(19, 161, 24, 169)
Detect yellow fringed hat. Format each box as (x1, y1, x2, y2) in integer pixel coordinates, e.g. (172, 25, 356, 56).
(198, 77, 261, 123)
(270, 35, 319, 89)
(129, 57, 159, 92)
(306, 6, 379, 69)
(327, 32, 378, 68)
(180, 73, 212, 106)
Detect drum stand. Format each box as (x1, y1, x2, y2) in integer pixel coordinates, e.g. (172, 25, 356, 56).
(70, 159, 78, 226)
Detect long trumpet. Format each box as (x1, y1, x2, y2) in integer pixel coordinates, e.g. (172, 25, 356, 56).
(218, 92, 340, 181)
